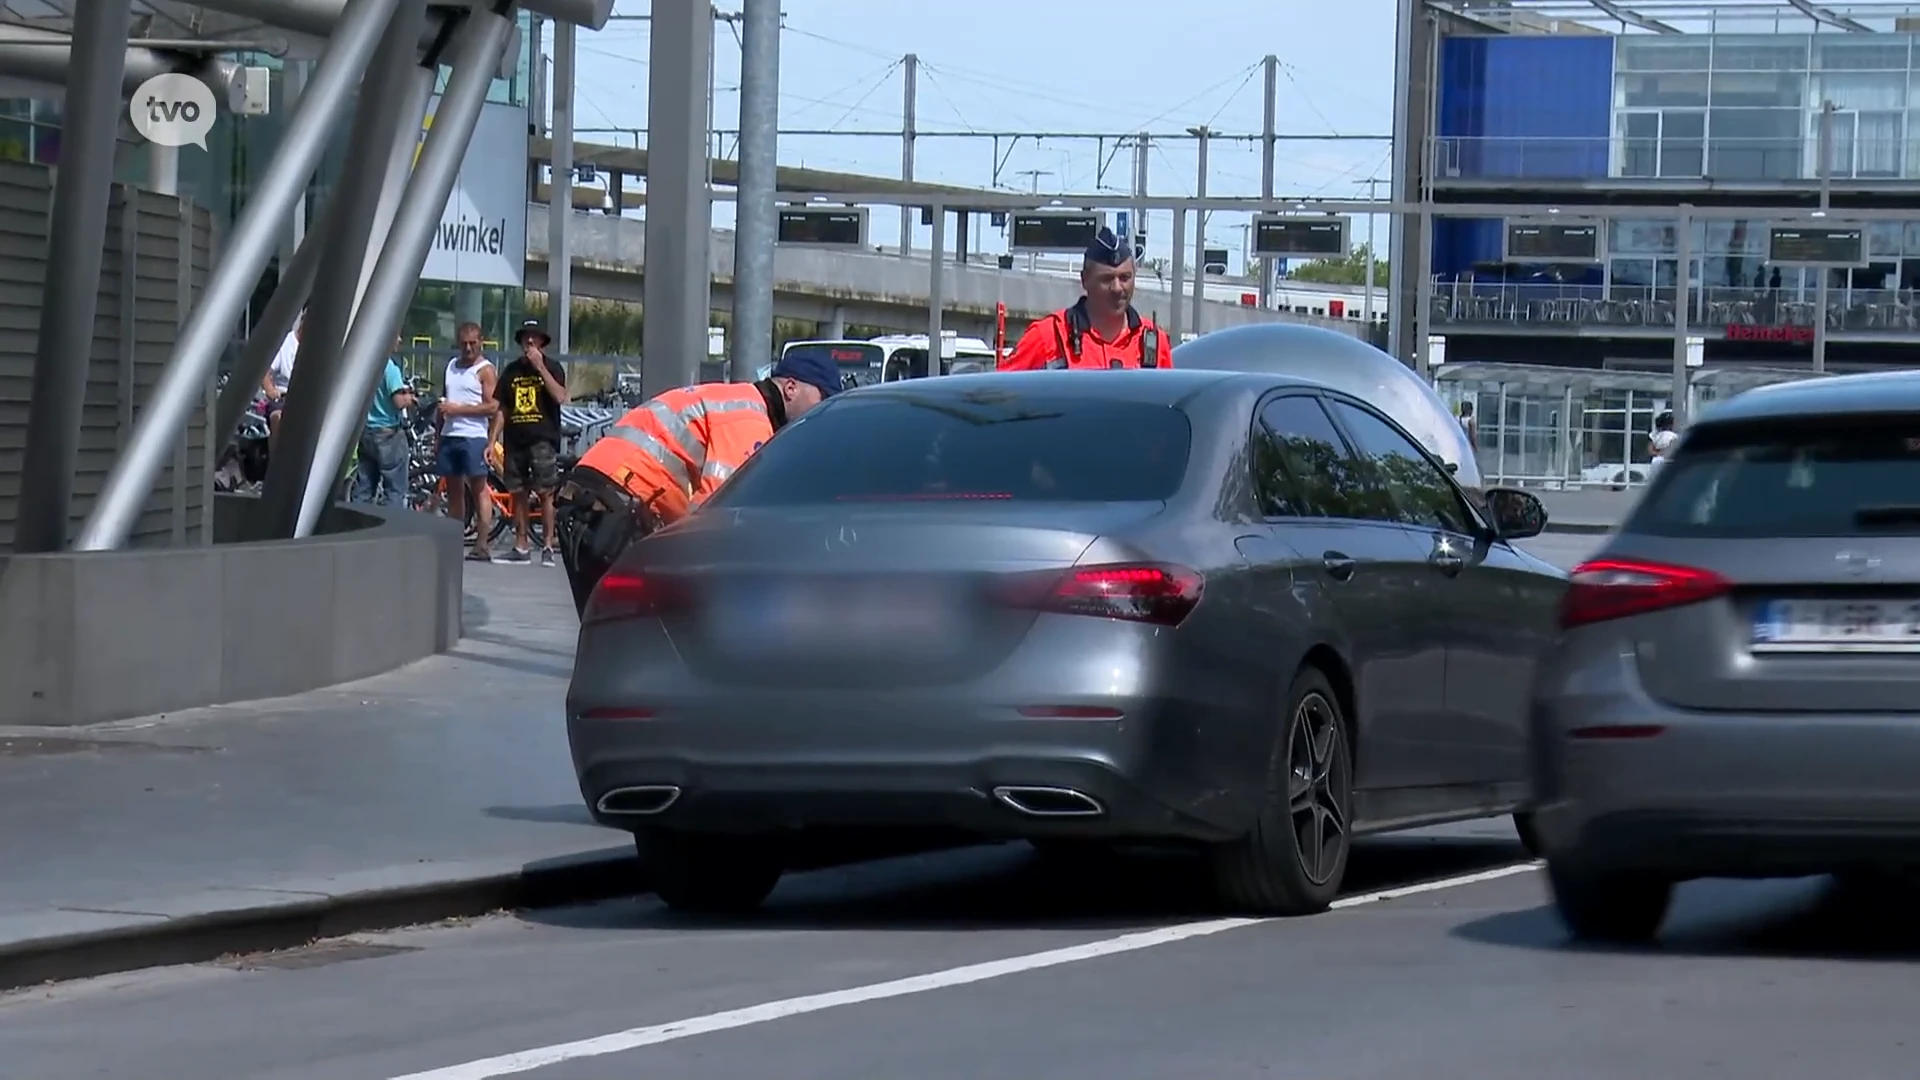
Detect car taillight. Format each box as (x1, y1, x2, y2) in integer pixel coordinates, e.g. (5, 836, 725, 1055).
(581, 571, 690, 625)
(999, 562, 1204, 627)
(1558, 558, 1730, 629)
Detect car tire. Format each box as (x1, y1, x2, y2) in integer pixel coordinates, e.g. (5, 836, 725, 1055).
(1211, 667, 1352, 917)
(640, 831, 785, 915)
(1546, 860, 1671, 945)
(1513, 811, 1543, 857)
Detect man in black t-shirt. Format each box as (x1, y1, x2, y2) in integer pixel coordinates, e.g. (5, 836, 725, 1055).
(491, 319, 570, 565)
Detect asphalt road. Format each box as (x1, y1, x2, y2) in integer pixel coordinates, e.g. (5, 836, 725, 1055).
(3, 532, 1696, 1079)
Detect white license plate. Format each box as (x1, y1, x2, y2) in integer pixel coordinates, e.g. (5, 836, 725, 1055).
(1752, 599, 1920, 652)
(709, 580, 966, 653)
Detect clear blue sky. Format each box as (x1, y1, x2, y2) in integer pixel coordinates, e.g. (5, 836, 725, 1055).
(567, 1, 1400, 264)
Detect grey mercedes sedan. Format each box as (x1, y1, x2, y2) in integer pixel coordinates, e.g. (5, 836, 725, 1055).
(565, 369, 1566, 916)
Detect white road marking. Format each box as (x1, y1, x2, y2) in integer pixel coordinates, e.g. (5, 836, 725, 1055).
(385, 860, 1540, 1080)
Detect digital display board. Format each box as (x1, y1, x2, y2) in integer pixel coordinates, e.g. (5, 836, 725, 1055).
(1252, 215, 1348, 257)
(1202, 246, 1230, 273)
(776, 207, 868, 247)
(1503, 221, 1601, 263)
(1008, 212, 1102, 253)
(1766, 225, 1865, 266)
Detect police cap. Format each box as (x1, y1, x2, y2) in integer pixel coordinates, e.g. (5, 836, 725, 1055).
(1083, 226, 1133, 268)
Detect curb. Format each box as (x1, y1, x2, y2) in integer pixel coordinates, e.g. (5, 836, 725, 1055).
(0, 848, 646, 993)
(1543, 520, 1614, 536)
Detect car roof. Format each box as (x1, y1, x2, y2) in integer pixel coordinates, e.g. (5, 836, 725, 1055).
(830, 368, 1307, 407)
(1700, 370, 1920, 425)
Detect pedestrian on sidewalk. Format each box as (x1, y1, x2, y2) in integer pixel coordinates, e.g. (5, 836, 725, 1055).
(440, 321, 499, 561)
(352, 336, 415, 506)
(491, 318, 569, 566)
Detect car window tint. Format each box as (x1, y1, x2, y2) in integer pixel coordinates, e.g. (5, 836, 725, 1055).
(1255, 395, 1362, 518)
(1630, 417, 1920, 537)
(1327, 400, 1472, 533)
(707, 392, 1193, 505)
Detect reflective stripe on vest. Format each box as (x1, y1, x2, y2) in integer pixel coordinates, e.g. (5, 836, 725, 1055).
(591, 383, 768, 502)
(606, 423, 695, 489)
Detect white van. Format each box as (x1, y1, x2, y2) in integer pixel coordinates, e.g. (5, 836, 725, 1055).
(776, 334, 998, 388)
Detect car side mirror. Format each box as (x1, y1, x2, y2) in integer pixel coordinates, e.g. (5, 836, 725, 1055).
(1483, 486, 1546, 540)
(1445, 461, 1459, 474)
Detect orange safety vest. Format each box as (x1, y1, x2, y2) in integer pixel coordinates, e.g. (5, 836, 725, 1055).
(575, 382, 775, 525)
(999, 301, 1171, 371)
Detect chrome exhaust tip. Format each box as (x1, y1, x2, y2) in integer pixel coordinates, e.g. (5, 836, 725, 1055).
(991, 785, 1105, 818)
(595, 785, 682, 816)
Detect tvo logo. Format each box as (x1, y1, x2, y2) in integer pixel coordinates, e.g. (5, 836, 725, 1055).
(129, 73, 216, 150)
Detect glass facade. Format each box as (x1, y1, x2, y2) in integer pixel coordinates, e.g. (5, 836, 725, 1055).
(1436, 32, 1920, 182)
(1431, 30, 1920, 342)
(1434, 363, 1826, 488)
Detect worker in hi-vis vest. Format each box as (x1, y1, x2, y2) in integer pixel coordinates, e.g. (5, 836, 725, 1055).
(998, 226, 1174, 371)
(555, 350, 843, 614)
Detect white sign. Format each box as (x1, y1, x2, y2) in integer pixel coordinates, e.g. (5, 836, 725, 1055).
(130, 73, 216, 149)
(417, 97, 528, 288)
(1428, 334, 1448, 367)
(1686, 335, 1705, 368)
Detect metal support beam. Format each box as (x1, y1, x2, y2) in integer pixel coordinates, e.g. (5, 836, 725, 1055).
(549, 17, 575, 351)
(641, 0, 713, 394)
(293, 6, 516, 540)
(76, 0, 401, 552)
(184, 0, 610, 37)
(1786, 0, 1872, 33)
(259, 0, 430, 539)
(1585, 0, 1680, 33)
(1259, 55, 1277, 309)
(1168, 208, 1186, 342)
(730, 0, 779, 382)
(1386, 0, 1418, 363)
(898, 52, 917, 258)
(928, 208, 945, 368)
(1190, 126, 1210, 335)
(0, 24, 240, 99)
(12, 0, 133, 552)
(1672, 203, 1693, 425)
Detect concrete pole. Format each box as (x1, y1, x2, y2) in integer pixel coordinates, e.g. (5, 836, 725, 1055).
(1414, 204, 1435, 378)
(1386, 0, 1417, 362)
(293, 8, 516, 539)
(899, 53, 917, 258)
(928, 205, 945, 373)
(549, 18, 576, 351)
(527, 13, 546, 137)
(258, 0, 430, 538)
(1168, 207, 1185, 341)
(1133, 133, 1148, 260)
(1672, 204, 1693, 427)
(641, 0, 714, 394)
(730, 0, 780, 382)
(76, 0, 400, 551)
(12, 0, 133, 552)
(1259, 55, 1277, 309)
(1814, 100, 1834, 374)
(1358, 176, 1385, 325)
(1190, 126, 1210, 335)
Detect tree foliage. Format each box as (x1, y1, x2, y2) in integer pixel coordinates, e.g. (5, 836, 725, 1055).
(1283, 243, 1389, 288)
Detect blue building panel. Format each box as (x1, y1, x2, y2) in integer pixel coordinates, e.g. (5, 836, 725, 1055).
(1437, 35, 1614, 181)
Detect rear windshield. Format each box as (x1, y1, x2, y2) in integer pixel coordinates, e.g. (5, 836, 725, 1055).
(708, 392, 1193, 505)
(1629, 417, 1920, 537)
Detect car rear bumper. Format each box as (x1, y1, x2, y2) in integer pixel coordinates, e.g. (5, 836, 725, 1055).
(1531, 654, 1920, 876)
(568, 700, 1259, 844)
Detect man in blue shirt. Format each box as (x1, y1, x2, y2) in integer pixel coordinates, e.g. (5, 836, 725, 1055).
(352, 341, 416, 505)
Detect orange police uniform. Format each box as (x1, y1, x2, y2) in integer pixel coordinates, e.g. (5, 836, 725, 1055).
(999, 298, 1174, 371)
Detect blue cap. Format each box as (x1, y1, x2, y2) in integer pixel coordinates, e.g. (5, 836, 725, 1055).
(770, 349, 844, 399)
(1084, 226, 1132, 268)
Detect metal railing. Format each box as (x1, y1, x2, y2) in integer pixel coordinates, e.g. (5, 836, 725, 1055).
(1429, 134, 1914, 184)
(1431, 281, 1920, 333)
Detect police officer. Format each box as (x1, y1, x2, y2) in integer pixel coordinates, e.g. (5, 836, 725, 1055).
(998, 227, 1174, 371)
(555, 350, 844, 614)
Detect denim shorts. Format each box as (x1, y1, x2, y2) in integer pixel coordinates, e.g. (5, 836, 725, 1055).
(436, 435, 490, 478)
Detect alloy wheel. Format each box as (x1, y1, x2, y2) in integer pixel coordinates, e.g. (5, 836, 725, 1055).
(1287, 692, 1349, 886)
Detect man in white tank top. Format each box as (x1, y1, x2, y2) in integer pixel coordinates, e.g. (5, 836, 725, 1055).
(438, 322, 500, 560)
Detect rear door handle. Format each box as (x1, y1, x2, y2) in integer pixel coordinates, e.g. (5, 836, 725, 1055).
(1428, 537, 1465, 576)
(1322, 551, 1357, 581)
